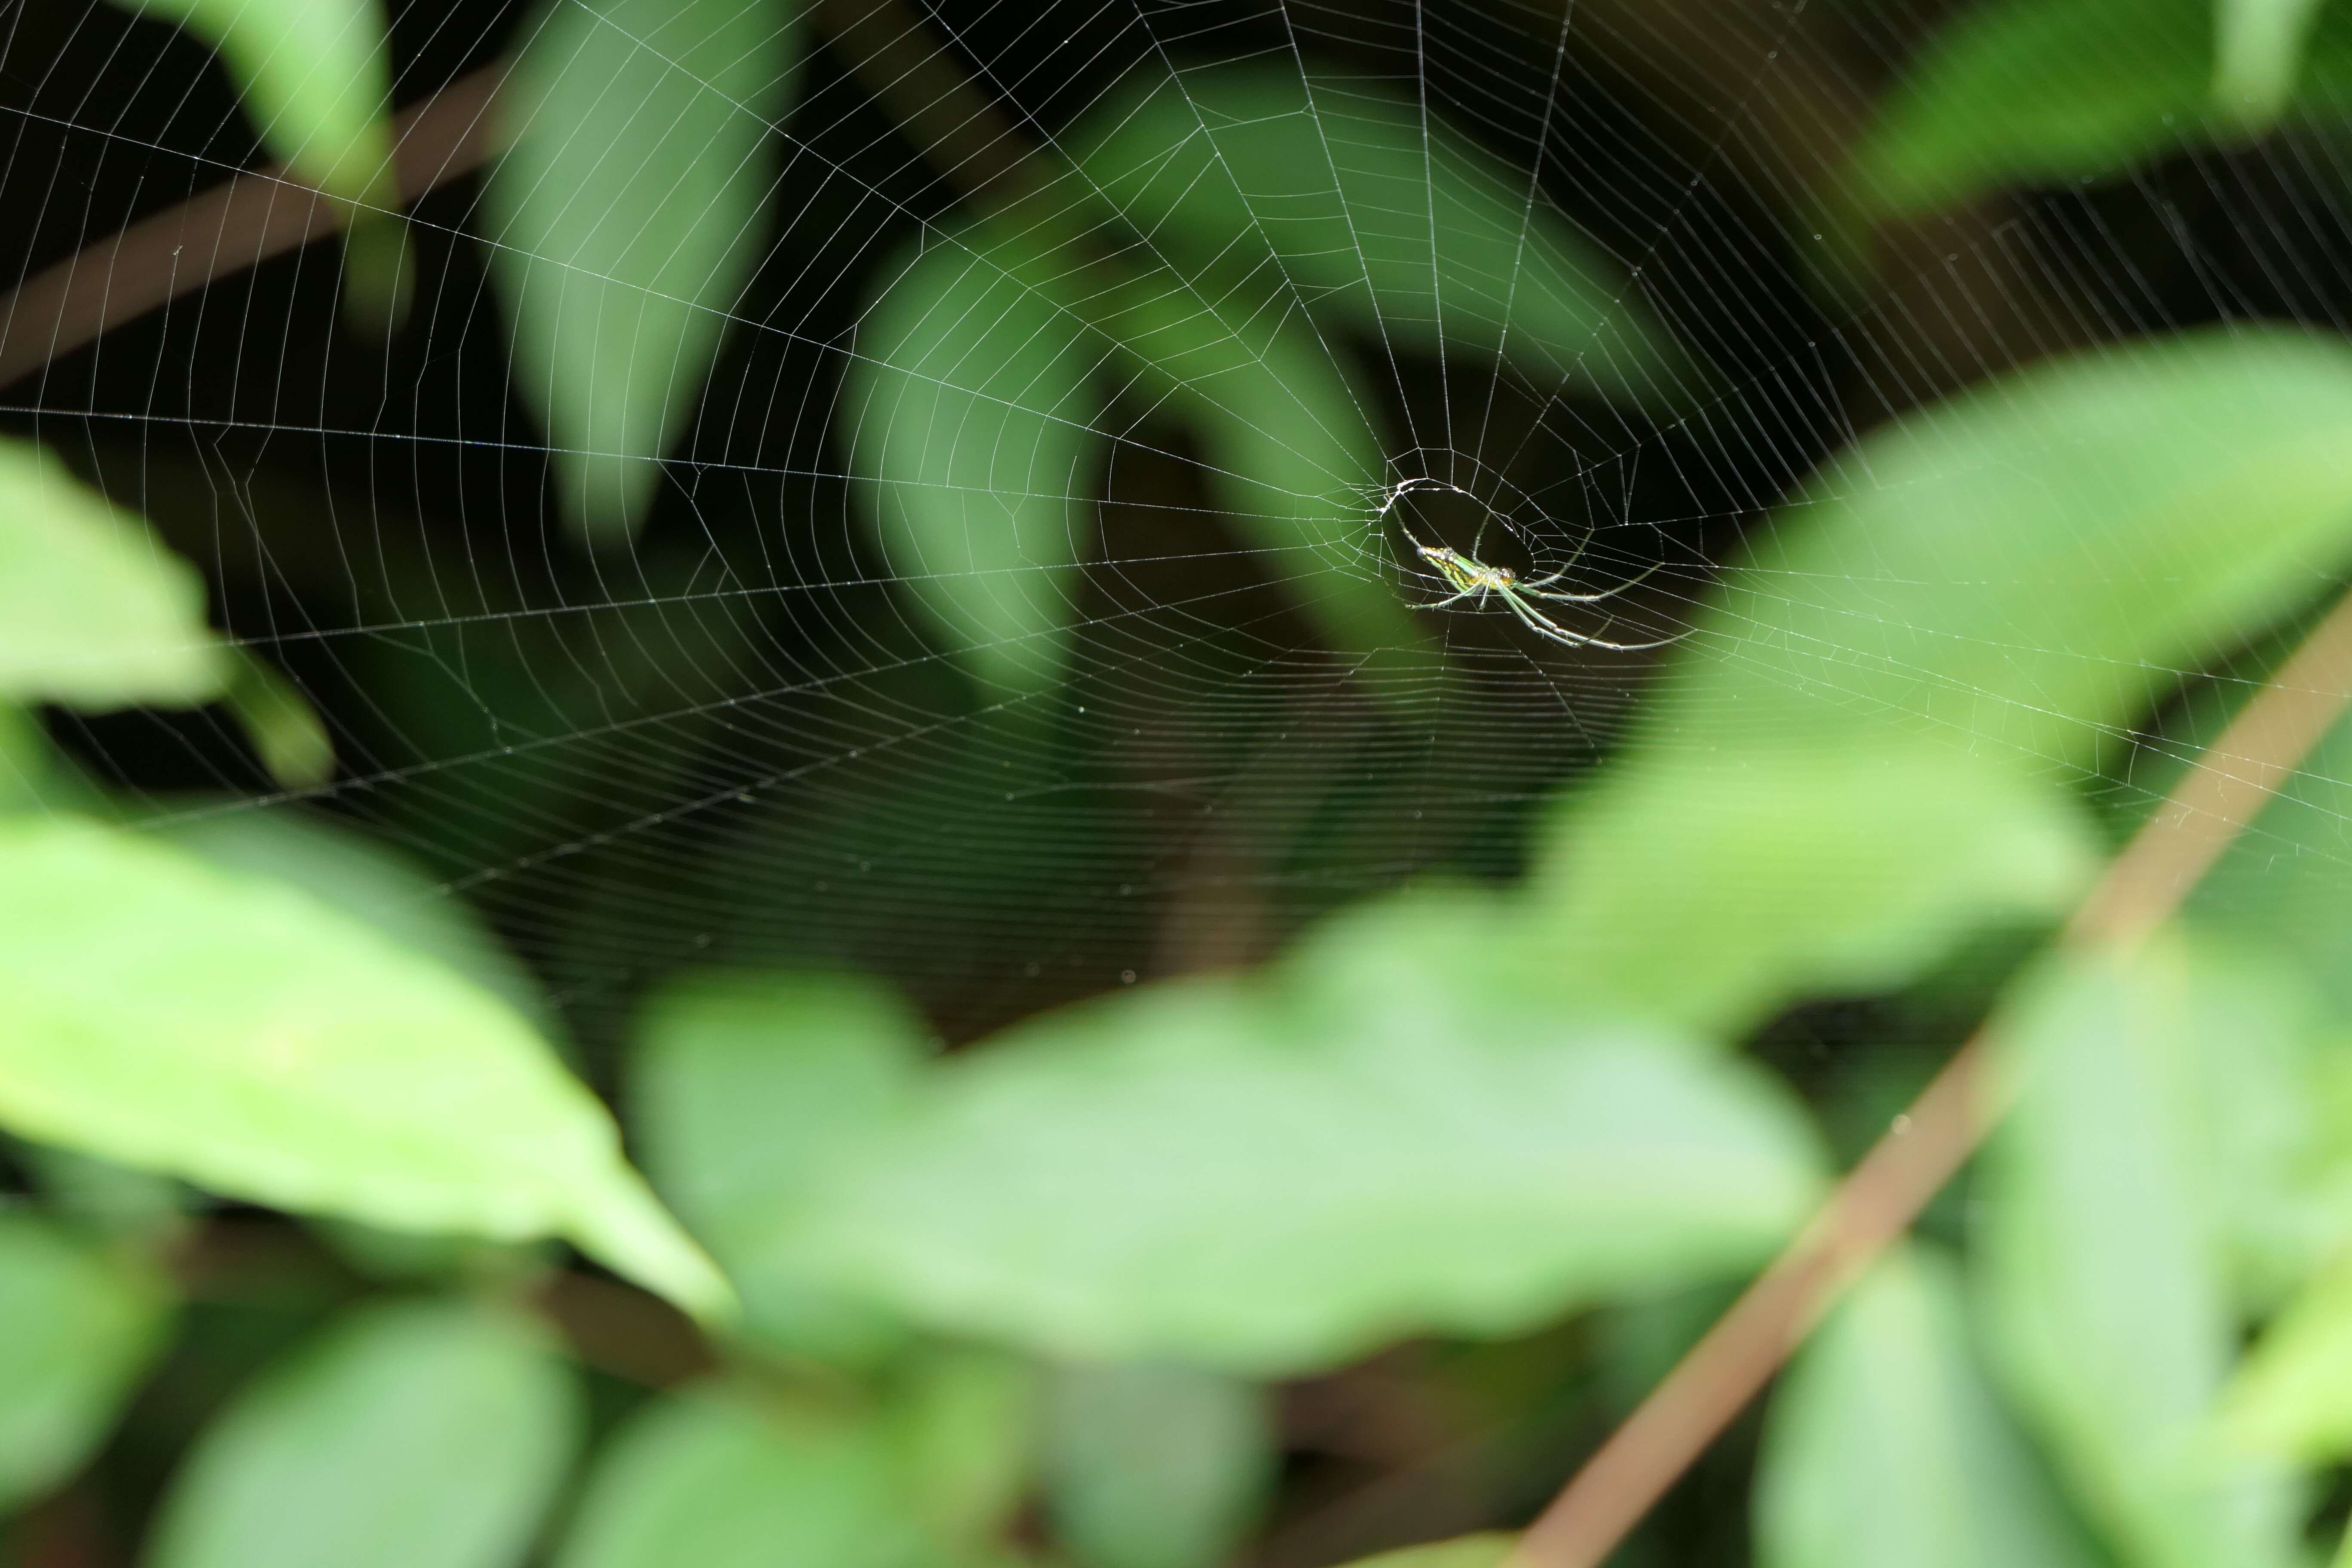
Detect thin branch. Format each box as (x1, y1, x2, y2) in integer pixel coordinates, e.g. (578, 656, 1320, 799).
(0, 68, 506, 389)
(1512, 585, 2352, 1568)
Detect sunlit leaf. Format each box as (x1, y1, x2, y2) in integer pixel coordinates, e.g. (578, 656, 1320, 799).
(0, 815, 729, 1319)
(631, 968, 928, 1363)
(0, 1215, 172, 1508)
(1044, 1363, 1274, 1568)
(1069, 62, 1686, 404)
(847, 227, 1105, 698)
(112, 0, 393, 205)
(149, 1299, 580, 1568)
(1982, 934, 2300, 1568)
(808, 951, 1823, 1372)
(487, 0, 799, 545)
(1853, 0, 2352, 218)
(554, 1381, 928, 1568)
(0, 438, 224, 710)
(1756, 1243, 2098, 1568)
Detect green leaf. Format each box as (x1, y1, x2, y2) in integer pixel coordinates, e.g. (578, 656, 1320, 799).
(893, 1347, 1043, 1549)
(1044, 1363, 1274, 1568)
(0, 438, 224, 710)
(486, 0, 799, 545)
(153, 804, 553, 1033)
(149, 1299, 580, 1568)
(631, 968, 929, 1363)
(1529, 741, 2099, 1037)
(847, 228, 1105, 698)
(110, 0, 393, 206)
(2218, 0, 2332, 123)
(1852, 0, 2352, 219)
(1755, 1242, 2099, 1568)
(2220, 1254, 2352, 1462)
(808, 939, 1824, 1372)
(553, 1381, 929, 1568)
(220, 652, 335, 790)
(0, 815, 729, 1319)
(0, 1215, 172, 1507)
(1663, 328, 2352, 764)
(1068, 62, 1686, 404)
(1982, 934, 2299, 1568)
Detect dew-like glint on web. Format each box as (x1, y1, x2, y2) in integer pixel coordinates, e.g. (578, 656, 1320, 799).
(6, 0, 2352, 1056)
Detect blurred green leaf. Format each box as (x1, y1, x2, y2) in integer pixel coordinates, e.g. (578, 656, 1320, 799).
(17, 1141, 190, 1241)
(0, 815, 729, 1319)
(0, 438, 224, 710)
(1755, 1242, 2098, 1568)
(487, 0, 799, 545)
(220, 652, 335, 790)
(631, 968, 928, 1363)
(847, 227, 1105, 698)
(808, 947, 1823, 1372)
(1983, 934, 2299, 1568)
(1068, 62, 1686, 404)
(149, 1299, 579, 1568)
(111, 0, 393, 205)
(554, 1381, 929, 1568)
(0, 1215, 172, 1508)
(153, 804, 552, 1032)
(1044, 1362, 1274, 1568)
(1852, 0, 2352, 219)
(894, 1346, 1042, 1549)
(2218, 0, 2331, 122)
(1531, 742, 2098, 1037)
(2220, 1254, 2352, 1462)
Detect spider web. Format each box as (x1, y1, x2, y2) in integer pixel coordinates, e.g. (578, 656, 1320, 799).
(3, 0, 2347, 1060)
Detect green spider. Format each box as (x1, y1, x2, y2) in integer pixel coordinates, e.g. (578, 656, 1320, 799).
(1379, 478, 1675, 652)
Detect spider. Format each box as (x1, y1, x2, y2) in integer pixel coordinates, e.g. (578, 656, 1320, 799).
(1374, 478, 1678, 652)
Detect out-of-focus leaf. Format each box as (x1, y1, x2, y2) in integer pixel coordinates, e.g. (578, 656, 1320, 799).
(0, 1215, 172, 1508)
(1530, 742, 2098, 1037)
(1045, 1362, 1274, 1568)
(149, 1299, 579, 1568)
(1069, 62, 1685, 404)
(1853, 0, 2352, 219)
(2220, 1254, 2352, 1461)
(112, 0, 393, 205)
(18, 1141, 190, 1241)
(221, 652, 334, 789)
(2218, 0, 2332, 122)
(808, 958, 1823, 1372)
(487, 0, 797, 545)
(1982, 934, 2299, 1568)
(1667, 329, 2352, 763)
(0, 815, 729, 1320)
(0, 702, 50, 810)
(632, 969, 928, 1363)
(894, 1347, 1042, 1549)
(1755, 1242, 2098, 1568)
(554, 1381, 928, 1568)
(1329, 1536, 1515, 1568)
(0, 438, 224, 709)
(847, 228, 1104, 698)
(153, 804, 552, 1032)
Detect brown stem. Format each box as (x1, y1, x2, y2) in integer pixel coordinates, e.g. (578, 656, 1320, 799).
(0, 68, 506, 389)
(1512, 585, 2352, 1568)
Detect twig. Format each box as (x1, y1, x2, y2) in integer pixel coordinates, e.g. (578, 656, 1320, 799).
(1511, 585, 2352, 1568)
(0, 68, 506, 388)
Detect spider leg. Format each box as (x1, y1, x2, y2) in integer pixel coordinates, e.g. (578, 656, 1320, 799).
(1520, 556, 1670, 604)
(1498, 585, 1685, 652)
(1418, 587, 1478, 611)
